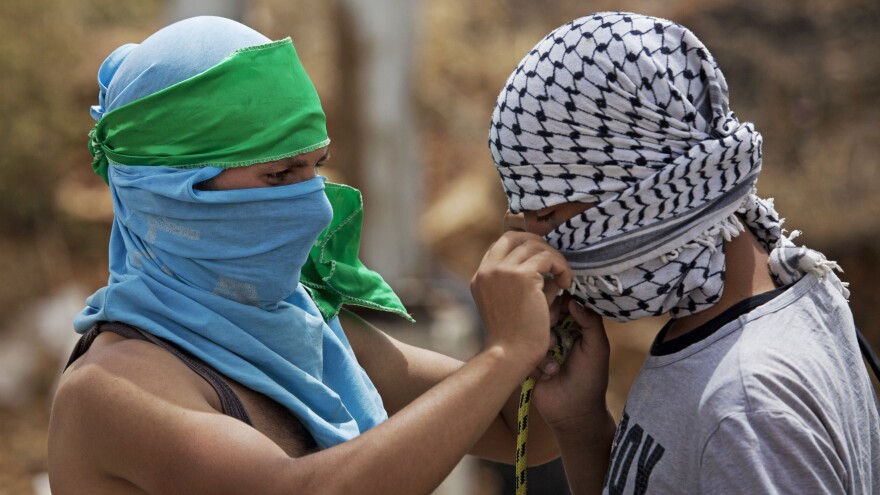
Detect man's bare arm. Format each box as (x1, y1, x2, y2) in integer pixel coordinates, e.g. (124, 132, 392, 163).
(51, 337, 539, 495)
(49, 232, 571, 495)
(340, 309, 561, 465)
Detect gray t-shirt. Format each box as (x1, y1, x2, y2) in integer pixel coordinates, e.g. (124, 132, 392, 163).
(602, 273, 880, 494)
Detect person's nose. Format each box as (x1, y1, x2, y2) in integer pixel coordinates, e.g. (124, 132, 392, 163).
(295, 167, 319, 184)
(503, 210, 526, 232)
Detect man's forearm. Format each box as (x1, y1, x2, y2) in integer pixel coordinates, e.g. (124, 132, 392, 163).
(342, 308, 563, 465)
(293, 346, 538, 495)
(553, 410, 616, 495)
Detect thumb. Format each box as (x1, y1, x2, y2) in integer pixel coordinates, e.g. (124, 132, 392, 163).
(569, 300, 608, 352)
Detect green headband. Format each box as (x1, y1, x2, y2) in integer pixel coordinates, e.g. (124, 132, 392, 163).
(88, 38, 329, 184)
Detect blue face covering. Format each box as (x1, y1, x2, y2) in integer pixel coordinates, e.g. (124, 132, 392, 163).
(76, 166, 387, 448)
(76, 16, 388, 449)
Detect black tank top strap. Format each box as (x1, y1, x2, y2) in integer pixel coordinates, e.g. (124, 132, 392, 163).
(65, 321, 254, 426)
(65, 325, 103, 371)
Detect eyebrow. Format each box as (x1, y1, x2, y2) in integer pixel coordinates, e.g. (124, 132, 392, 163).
(285, 148, 331, 169)
(317, 147, 331, 163)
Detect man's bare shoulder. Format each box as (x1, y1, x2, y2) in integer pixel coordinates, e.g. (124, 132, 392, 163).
(49, 333, 291, 495)
(57, 332, 220, 412)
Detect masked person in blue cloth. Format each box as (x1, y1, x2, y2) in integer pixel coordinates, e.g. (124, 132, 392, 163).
(488, 12, 880, 494)
(47, 16, 575, 494)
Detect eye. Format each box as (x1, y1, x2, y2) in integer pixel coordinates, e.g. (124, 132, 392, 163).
(535, 211, 554, 222)
(265, 169, 292, 181)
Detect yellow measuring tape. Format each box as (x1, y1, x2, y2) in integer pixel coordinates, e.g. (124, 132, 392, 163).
(515, 315, 576, 495)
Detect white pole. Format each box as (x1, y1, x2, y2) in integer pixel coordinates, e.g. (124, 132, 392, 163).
(338, 0, 425, 286)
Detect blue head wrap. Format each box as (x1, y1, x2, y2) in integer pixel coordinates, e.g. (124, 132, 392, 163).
(76, 16, 387, 449)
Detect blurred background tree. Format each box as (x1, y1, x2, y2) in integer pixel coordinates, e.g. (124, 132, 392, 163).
(0, 0, 876, 493)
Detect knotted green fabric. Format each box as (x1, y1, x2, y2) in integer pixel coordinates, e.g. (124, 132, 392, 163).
(88, 38, 329, 183)
(304, 183, 414, 323)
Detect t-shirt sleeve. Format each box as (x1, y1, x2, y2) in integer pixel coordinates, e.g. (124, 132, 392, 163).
(699, 410, 846, 494)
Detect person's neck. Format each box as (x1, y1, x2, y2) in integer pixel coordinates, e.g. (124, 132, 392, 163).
(663, 227, 779, 342)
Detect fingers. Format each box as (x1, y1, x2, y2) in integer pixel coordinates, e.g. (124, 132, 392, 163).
(539, 302, 606, 380)
(535, 348, 561, 380)
(478, 232, 572, 294)
(483, 232, 565, 265)
(482, 231, 539, 261)
(549, 298, 562, 327)
(567, 299, 601, 329)
(503, 210, 526, 233)
(470, 231, 574, 364)
(523, 250, 572, 292)
(523, 252, 572, 303)
(543, 281, 562, 305)
(503, 234, 557, 264)
(569, 300, 609, 352)
(538, 358, 560, 379)
(536, 330, 581, 380)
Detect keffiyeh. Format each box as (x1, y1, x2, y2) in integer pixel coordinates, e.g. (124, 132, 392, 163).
(489, 12, 848, 321)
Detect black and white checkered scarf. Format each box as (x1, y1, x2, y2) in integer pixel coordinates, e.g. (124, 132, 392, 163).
(489, 12, 848, 321)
